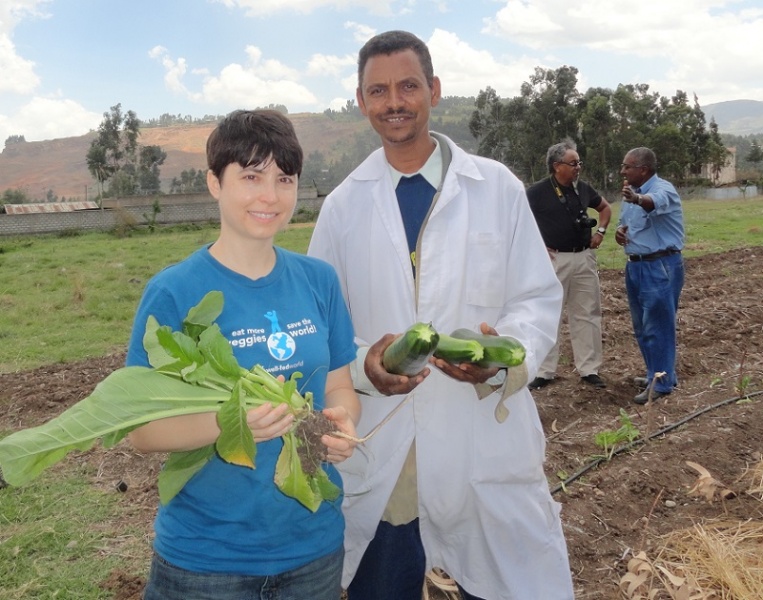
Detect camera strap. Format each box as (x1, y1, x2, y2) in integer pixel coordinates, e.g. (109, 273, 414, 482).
(550, 177, 585, 222)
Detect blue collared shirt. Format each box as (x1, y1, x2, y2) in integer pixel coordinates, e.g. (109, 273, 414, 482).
(618, 173, 685, 255)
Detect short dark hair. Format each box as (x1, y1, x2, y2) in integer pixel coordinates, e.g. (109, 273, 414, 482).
(206, 109, 303, 181)
(546, 139, 577, 173)
(357, 30, 434, 90)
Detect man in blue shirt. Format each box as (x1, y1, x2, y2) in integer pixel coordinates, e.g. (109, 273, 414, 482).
(615, 147, 685, 404)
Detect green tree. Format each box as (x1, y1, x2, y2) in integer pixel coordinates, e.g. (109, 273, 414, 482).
(706, 119, 731, 185)
(3, 134, 26, 149)
(469, 69, 721, 191)
(138, 145, 167, 194)
(1, 188, 30, 205)
(579, 88, 616, 190)
(747, 140, 763, 166)
(86, 104, 164, 201)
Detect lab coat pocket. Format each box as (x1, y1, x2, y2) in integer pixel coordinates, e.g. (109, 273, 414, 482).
(465, 232, 505, 307)
(471, 393, 546, 484)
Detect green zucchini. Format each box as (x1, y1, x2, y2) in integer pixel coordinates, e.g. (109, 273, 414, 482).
(382, 322, 440, 376)
(433, 334, 485, 364)
(450, 328, 526, 368)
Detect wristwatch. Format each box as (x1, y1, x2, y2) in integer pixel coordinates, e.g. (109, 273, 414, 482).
(596, 226, 607, 235)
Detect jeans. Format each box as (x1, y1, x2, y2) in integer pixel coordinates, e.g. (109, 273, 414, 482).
(142, 546, 343, 600)
(625, 252, 684, 392)
(347, 519, 484, 600)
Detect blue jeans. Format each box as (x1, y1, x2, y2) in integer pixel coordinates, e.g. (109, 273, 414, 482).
(625, 252, 684, 392)
(347, 520, 484, 600)
(142, 547, 343, 600)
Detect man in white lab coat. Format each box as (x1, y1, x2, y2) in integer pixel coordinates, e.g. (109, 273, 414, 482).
(308, 30, 574, 600)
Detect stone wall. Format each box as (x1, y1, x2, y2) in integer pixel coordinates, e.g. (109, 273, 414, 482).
(0, 196, 324, 237)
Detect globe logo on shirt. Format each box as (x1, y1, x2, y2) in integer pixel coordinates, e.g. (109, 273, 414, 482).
(267, 331, 296, 361)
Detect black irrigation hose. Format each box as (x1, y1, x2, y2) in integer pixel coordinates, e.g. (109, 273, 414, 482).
(550, 389, 763, 496)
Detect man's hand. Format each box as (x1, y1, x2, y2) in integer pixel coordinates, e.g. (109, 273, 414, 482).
(430, 322, 500, 384)
(364, 333, 429, 395)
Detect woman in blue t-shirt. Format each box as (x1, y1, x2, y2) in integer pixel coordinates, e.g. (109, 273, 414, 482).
(126, 109, 360, 600)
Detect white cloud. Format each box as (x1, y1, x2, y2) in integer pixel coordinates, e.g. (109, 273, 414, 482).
(306, 52, 355, 77)
(427, 29, 539, 98)
(211, 0, 395, 17)
(150, 45, 320, 109)
(483, 0, 763, 105)
(0, 96, 100, 142)
(344, 20, 376, 43)
(0, 0, 51, 95)
(201, 62, 319, 109)
(148, 46, 192, 95)
(0, 34, 39, 93)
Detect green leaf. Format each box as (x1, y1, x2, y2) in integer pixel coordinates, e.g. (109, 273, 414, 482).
(0, 290, 340, 512)
(183, 290, 224, 340)
(275, 434, 320, 512)
(216, 382, 256, 468)
(158, 445, 216, 505)
(0, 367, 230, 487)
(143, 316, 176, 369)
(311, 468, 340, 502)
(157, 329, 204, 370)
(198, 324, 243, 381)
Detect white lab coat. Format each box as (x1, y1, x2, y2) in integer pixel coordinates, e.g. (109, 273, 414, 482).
(308, 134, 574, 600)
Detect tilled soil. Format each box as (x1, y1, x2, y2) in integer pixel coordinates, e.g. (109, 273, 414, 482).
(1, 247, 762, 599)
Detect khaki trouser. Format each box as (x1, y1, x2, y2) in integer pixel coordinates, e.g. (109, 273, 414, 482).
(538, 248, 603, 378)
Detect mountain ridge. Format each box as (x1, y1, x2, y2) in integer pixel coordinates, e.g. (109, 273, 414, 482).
(701, 99, 763, 136)
(2, 100, 761, 201)
(0, 114, 370, 200)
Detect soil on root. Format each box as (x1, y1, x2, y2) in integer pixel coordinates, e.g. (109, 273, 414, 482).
(293, 410, 336, 476)
(1, 246, 762, 600)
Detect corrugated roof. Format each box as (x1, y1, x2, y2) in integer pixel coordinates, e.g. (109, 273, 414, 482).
(3, 201, 100, 215)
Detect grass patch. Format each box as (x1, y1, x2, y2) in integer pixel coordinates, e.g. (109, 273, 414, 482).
(0, 197, 761, 372)
(0, 223, 309, 373)
(0, 462, 148, 599)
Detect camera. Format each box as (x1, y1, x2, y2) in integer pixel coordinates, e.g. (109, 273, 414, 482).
(574, 210, 597, 229)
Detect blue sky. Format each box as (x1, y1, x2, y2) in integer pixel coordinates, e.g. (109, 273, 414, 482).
(1, 0, 762, 142)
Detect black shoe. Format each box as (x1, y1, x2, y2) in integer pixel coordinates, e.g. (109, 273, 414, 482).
(633, 388, 671, 405)
(581, 374, 606, 388)
(633, 376, 649, 389)
(528, 377, 553, 390)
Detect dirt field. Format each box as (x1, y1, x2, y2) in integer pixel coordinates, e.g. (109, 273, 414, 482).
(1, 247, 762, 599)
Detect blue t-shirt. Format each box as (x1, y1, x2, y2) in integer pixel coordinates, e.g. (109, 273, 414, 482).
(126, 245, 356, 576)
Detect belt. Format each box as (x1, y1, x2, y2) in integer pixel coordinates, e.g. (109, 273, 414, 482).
(628, 249, 681, 262)
(554, 246, 587, 253)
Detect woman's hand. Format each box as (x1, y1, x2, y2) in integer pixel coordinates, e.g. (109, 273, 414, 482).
(321, 406, 357, 463)
(246, 403, 294, 443)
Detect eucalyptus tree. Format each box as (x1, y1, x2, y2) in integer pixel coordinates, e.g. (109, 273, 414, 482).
(86, 103, 165, 199)
(578, 88, 616, 191)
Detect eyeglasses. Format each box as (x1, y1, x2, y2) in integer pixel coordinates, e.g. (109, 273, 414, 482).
(557, 160, 583, 168)
(621, 163, 644, 169)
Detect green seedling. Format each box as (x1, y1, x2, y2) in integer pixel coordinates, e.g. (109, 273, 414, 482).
(594, 408, 641, 460)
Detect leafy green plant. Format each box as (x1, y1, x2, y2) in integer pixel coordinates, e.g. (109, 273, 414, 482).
(594, 408, 641, 460)
(0, 291, 339, 512)
(142, 198, 162, 232)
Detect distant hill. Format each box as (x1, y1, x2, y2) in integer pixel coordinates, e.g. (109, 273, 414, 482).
(2, 99, 760, 202)
(701, 99, 763, 136)
(0, 113, 371, 201)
